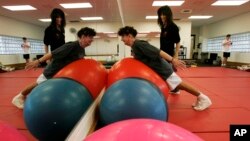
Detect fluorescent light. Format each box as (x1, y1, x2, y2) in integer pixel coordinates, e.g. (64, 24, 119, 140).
(212, 0, 249, 6)
(152, 1, 184, 6)
(81, 17, 103, 21)
(60, 3, 92, 9)
(189, 15, 213, 19)
(2, 5, 36, 11)
(39, 19, 51, 22)
(146, 16, 158, 19)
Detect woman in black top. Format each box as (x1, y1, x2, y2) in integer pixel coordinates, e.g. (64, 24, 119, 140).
(44, 8, 66, 54)
(157, 5, 181, 94)
(158, 5, 180, 58)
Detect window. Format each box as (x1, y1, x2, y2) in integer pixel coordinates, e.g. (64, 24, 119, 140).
(202, 32, 250, 52)
(0, 35, 44, 54)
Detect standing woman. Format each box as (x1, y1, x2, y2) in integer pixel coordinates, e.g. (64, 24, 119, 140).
(157, 5, 181, 94)
(44, 8, 66, 63)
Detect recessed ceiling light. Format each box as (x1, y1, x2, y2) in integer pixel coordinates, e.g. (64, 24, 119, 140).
(81, 17, 103, 21)
(152, 1, 185, 6)
(145, 16, 158, 19)
(60, 3, 92, 9)
(39, 19, 51, 22)
(2, 5, 36, 11)
(212, 0, 249, 6)
(189, 15, 213, 19)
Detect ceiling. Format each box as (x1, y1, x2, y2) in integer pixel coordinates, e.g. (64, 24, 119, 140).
(0, 0, 250, 28)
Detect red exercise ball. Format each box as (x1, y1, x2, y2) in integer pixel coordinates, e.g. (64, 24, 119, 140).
(0, 120, 28, 141)
(108, 58, 169, 99)
(54, 59, 108, 99)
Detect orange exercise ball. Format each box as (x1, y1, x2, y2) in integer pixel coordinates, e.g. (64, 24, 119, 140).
(54, 59, 108, 99)
(107, 58, 169, 99)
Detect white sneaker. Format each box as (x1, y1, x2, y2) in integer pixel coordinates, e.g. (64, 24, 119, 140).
(12, 93, 25, 109)
(193, 96, 212, 111)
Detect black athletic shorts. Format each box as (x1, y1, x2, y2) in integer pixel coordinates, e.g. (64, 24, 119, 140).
(23, 54, 30, 59)
(223, 52, 230, 58)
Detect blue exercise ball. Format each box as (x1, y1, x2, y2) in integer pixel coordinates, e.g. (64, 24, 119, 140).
(24, 78, 93, 141)
(99, 78, 168, 126)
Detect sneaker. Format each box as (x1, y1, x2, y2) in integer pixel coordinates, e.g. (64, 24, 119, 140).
(169, 89, 180, 95)
(193, 96, 212, 111)
(12, 93, 25, 109)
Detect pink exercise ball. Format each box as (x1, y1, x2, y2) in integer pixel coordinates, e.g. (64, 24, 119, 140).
(84, 119, 203, 141)
(0, 120, 28, 141)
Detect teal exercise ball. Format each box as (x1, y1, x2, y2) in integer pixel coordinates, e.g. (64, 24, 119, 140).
(24, 78, 93, 141)
(100, 78, 168, 126)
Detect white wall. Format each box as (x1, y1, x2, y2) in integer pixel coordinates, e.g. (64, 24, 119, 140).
(177, 21, 192, 58)
(0, 15, 44, 65)
(198, 12, 250, 63)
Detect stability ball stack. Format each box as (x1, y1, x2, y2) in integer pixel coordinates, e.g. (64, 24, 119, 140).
(55, 59, 108, 99)
(99, 58, 169, 126)
(24, 59, 107, 141)
(107, 58, 169, 100)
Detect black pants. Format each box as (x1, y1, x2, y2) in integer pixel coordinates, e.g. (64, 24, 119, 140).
(223, 52, 230, 58)
(23, 54, 30, 59)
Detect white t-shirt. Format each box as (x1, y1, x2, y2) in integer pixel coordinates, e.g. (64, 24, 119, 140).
(222, 39, 232, 52)
(21, 41, 30, 54)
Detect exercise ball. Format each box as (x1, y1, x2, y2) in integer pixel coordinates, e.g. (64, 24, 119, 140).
(54, 59, 108, 99)
(24, 78, 93, 141)
(99, 78, 168, 125)
(85, 119, 203, 141)
(0, 120, 28, 141)
(108, 58, 169, 100)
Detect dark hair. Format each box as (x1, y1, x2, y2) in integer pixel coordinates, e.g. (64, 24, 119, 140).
(226, 34, 231, 37)
(118, 26, 137, 37)
(22, 37, 27, 40)
(157, 5, 174, 28)
(50, 8, 66, 32)
(77, 27, 96, 38)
